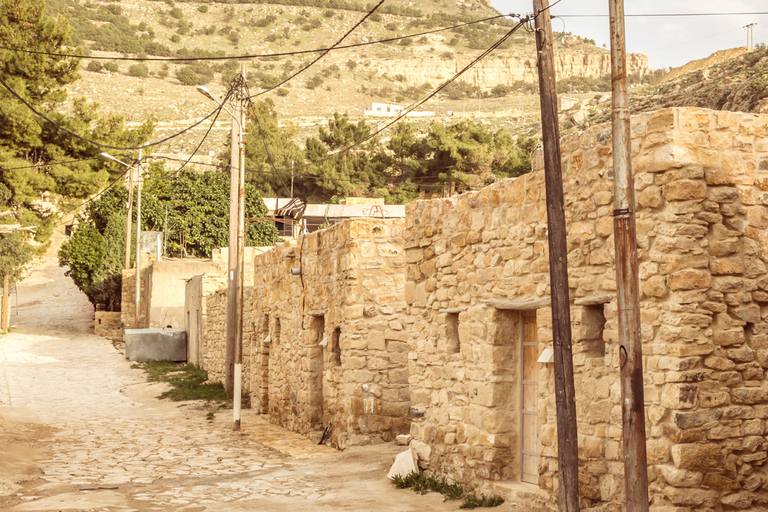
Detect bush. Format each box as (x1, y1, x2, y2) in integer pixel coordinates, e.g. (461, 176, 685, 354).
(266, 33, 278, 42)
(169, 7, 183, 19)
(86, 60, 103, 72)
(253, 14, 277, 27)
(306, 75, 323, 89)
(104, 61, 119, 73)
(323, 9, 335, 17)
(369, 12, 382, 22)
(277, 87, 289, 96)
(491, 84, 512, 97)
(398, 37, 413, 46)
(197, 5, 207, 13)
(385, 22, 397, 31)
(346, 59, 357, 70)
(176, 66, 198, 85)
(170, 34, 181, 43)
(128, 63, 149, 77)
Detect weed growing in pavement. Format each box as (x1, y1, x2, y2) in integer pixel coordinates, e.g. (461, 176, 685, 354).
(460, 495, 505, 509)
(392, 471, 503, 508)
(134, 361, 250, 407)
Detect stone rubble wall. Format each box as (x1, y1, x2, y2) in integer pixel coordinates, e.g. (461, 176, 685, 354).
(94, 311, 122, 341)
(248, 219, 410, 449)
(404, 107, 768, 511)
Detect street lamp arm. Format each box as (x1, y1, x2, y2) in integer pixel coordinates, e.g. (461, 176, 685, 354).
(197, 85, 239, 127)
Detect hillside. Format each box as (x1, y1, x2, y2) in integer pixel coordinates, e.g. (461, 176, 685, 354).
(560, 46, 768, 134)
(48, 0, 649, 160)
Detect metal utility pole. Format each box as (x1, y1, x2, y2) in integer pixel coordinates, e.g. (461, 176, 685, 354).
(225, 90, 240, 395)
(609, 1, 650, 511)
(744, 23, 757, 50)
(533, 1, 580, 510)
(233, 63, 247, 431)
(134, 146, 144, 329)
(125, 169, 134, 270)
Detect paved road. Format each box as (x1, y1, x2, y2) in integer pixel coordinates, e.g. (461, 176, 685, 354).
(0, 234, 461, 511)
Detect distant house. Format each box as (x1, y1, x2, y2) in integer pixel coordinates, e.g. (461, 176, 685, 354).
(364, 102, 434, 118)
(261, 197, 406, 235)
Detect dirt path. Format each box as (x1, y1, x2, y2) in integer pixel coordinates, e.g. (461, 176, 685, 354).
(0, 231, 465, 511)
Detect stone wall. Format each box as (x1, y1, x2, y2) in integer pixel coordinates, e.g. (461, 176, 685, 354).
(94, 311, 122, 341)
(404, 107, 768, 511)
(248, 219, 410, 448)
(120, 265, 151, 330)
(199, 284, 254, 395)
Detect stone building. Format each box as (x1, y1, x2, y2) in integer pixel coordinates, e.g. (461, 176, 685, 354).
(247, 218, 410, 448)
(404, 107, 768, 511)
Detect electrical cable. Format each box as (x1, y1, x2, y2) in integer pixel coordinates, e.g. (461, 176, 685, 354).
(0, 74, 227, 151)
(251, 111, 293, 197)
(0, 15, 511, 62)
(0, 157, 99, 171)
(166, 88, 232, 177)
(556, 12, 768, 18)
(248, 0, 387, 98)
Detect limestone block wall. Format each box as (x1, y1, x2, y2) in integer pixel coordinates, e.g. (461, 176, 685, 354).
(95, 311, 122, 341)
(195, 279, 255, 394)
(249, 219, 410, 448)
(120, 265, 151, 330)
(404, 107, 768, 511)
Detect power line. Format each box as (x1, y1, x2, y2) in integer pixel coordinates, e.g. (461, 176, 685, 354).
(0, 157, 99, 171)
(249, 0, 386, 98)
(555, 12, 768, 18)
(0, 74, 226, 151)
(0, 15, 510, 63)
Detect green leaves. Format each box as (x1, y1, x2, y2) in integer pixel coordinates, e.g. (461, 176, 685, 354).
(59, 168, 279, 310)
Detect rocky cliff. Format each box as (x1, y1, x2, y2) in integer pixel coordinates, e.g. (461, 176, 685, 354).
(372, 50, 649, 87)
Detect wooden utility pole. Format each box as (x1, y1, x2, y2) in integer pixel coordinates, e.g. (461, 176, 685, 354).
(124, 168, 134, 270)
(1, 274, 9, 333)
(533, 1, 580, 510)
(134, 146, 144, 329)
(609, 1, 650, 510)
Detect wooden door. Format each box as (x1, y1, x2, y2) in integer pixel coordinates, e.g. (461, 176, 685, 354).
(521, 314, 540, 484)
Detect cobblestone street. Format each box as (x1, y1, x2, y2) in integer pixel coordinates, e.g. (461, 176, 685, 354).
(0, 237, 461, 512)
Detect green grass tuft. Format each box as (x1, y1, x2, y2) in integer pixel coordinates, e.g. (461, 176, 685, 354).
(135, 361, 249, 406)
(392, 471, 503, 508)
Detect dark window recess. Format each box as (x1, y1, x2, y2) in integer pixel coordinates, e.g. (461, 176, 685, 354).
(331, 327, 342, 366)
(446, 312, 460, 354)
(580, 305, 606, 358)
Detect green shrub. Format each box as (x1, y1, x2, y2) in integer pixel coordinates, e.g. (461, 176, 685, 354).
(385, 22, 397, 31)
(266, 33, 278, 42)
(169, 6, 183, 19)
(86, 60, 103, 72)
(176, 66, 198, 85)
(128, 63, 148, 78)
(346, 59, 357, 70)
(197, 5, 208, 13)
(369, 12, 382, 22)
(104, 61, 119, 73)
(277, 87, 289, 96)
(323, 9, 335, 17)
(306, 75, 323, 89)
(170, 34, 180, 43)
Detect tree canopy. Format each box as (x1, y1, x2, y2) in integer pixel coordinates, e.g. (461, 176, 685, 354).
(0, 0, 153, 284)
(58, 167, 279, 311)
(242, 102, 535, 204)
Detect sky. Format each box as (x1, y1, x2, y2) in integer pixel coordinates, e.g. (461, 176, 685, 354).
(489, 0, 768, 70)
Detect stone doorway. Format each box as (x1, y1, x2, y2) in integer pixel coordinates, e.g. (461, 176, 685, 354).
(308, 315, 325, 428)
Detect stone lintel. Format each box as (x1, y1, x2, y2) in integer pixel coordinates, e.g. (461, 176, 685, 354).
(574, 295, 614, 306)
(440, 307, 468, 314)
(483, 298, 551, 310)
(308, 309, 329, 317)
